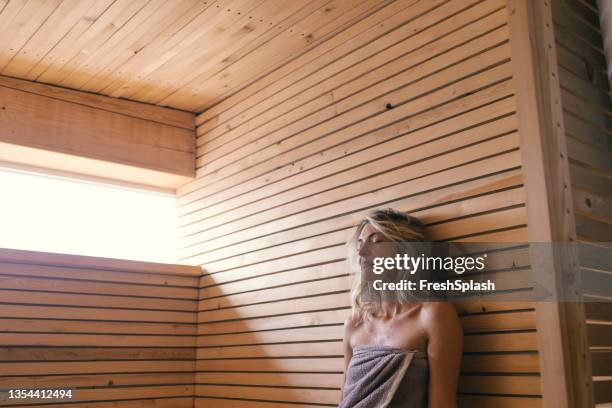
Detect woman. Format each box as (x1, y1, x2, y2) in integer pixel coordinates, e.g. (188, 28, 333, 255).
(339, 209, 463, 408)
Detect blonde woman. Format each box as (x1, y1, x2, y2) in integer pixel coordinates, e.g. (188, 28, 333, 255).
(339, 209, 463, 408)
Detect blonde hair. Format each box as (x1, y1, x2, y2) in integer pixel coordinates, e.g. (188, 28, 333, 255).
(347, 208, 426, 323)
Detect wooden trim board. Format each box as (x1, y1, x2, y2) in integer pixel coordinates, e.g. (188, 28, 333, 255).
(506, 0, 594, 407)
(0, 75, 196, 192)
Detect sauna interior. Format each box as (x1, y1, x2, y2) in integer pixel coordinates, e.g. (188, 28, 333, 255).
(0, 0, 610, 407)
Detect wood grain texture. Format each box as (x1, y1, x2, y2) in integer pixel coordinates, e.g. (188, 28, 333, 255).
(507, 0, 596, 406)
(178, 1, 542, 406)
(0, 248, 200, 407)
(2, 0, 609, 407)
(0, 77, 196, 190)
(0, 0, 388, 111)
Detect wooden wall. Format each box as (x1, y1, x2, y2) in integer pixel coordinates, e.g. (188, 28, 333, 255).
(0, 248, 201, 408)
(551, 0, 612, 405)
(178, 1, 543, 406)
(0, 75, 195, 192)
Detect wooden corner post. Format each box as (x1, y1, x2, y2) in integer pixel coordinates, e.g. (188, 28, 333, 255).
(506, 0, 594, 407)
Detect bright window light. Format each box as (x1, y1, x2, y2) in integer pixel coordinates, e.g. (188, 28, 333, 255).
(0, 168, 178, 264)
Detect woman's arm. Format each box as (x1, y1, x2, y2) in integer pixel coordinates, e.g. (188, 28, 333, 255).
(340, 315, 354, 400)
(424, 302, 463, 408)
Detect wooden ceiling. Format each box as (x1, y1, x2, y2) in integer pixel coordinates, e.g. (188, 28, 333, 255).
(0, 0, 386, 113)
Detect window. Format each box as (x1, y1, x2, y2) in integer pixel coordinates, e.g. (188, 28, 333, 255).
(0, 168, 178, 263)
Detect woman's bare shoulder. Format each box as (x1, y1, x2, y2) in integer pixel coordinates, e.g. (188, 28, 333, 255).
(420, 302, 461, 331)
(421, 301, 457, 314)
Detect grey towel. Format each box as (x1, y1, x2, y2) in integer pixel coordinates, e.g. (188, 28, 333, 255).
(339, 346, 428, 408)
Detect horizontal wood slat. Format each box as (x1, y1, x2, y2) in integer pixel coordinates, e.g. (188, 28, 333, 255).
(0, 249, 199, 406)
(173, 1, 545, 405)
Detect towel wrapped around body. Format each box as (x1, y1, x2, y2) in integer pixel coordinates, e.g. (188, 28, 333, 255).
(339, 345, 428, 408)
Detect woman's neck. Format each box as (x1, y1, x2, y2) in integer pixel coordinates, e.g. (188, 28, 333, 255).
(376, 301, 419, 319)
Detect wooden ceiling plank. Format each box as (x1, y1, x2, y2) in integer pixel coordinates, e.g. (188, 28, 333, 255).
(55, 0, 171, 88)
(104, 0, 322, 103)
(123, 0, 277, 103)
(1, 0, 99, 77)
(23, 0, 127, 81)
(105, 0, 263, 101)
(135, 0, 316, 105)
(0, 0, 29, 36)
(97, 0, 244, 97)
(34, 0, 150, 84)
(61, 0, 200, 91)
(183, 0, 382, 112)
(0, 0, 62, 72)
(80, 0, 217, 94)
(0, 1, 520, 114)
(0, 0, 33, 64)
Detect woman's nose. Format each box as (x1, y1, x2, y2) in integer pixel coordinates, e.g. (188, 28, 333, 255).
(357, 243, 368, 257)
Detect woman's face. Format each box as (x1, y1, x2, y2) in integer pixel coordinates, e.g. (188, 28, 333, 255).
(356, 223, 396, 274)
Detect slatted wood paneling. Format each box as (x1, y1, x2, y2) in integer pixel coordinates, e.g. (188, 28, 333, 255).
(551, 0, 612, 406)
(0, 248, 201, 408)
(178, 1, 543, 406)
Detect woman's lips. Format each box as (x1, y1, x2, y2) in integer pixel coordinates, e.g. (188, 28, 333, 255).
(359, 259, 373, 272)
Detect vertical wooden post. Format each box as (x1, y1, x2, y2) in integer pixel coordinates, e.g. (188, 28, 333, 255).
(506, 0, 594, 407)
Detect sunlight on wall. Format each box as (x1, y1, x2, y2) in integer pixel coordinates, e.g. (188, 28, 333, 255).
(0, 168, 178, 263)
